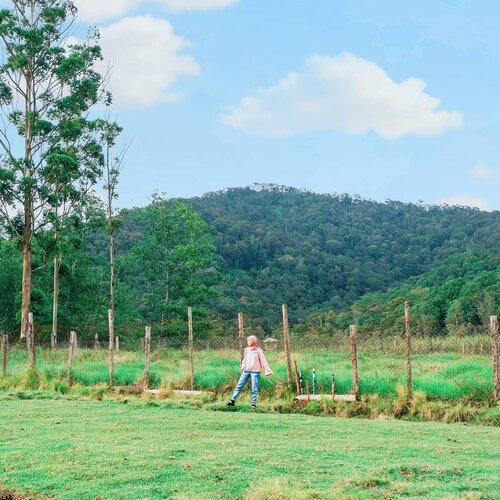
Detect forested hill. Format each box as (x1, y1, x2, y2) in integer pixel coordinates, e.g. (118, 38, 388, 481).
(183, 185, 499, 319)
(303, 250, 500, 337)
(2, 184, 499, 335)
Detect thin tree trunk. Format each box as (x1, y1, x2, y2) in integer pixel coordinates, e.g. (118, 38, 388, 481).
(20, 234, 32, 341)
(144, 326, 151, 388)
(27, 312, 35, 371)
(282, 304, 293, 387)
(491, 315, 499, 402)
(405, 300, 413, 397)
(349, 325, 359, 395)
(109, 232, 115, 319)
(238, 312, 244, 361)
(165, 264, 169, 304)
(106, 141, 117, 388)
(2, 333, 8, 377)
(21, 63, 34, 374)
(108, 308, 114, 387)
(188, 306, 194, 391)
(51, 255, 61, 349)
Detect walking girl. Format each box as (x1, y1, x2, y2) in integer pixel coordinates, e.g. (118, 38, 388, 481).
(226, 335, 273, 409)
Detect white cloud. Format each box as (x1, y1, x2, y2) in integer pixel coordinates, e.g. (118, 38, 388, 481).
(74, 0, 237, 22)
(471, 164, 500, 180)
(97, 15, 200, 108)
(74, 0, 141, 22)
(439, 194, 489, 211)
(220, 52, 463, 139)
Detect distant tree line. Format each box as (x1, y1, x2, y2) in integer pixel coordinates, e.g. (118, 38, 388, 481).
(1, 184, 498, 340)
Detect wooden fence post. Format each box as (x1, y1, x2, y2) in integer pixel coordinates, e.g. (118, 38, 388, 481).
(145, 326, 151, 388)
(238, 312, 245, 361)
(108, 308, 114, 387)
(405, 300, 413, 397)
(27, 312, 36, 371)
(188, 306, 194, 391)
(67, 331, 77, 383)
(490, 315, 499, 402)
(115, 336, 119, 352)
(293, 359, 301, 395)
(349, 325, 359, 395)
(282, 304, 293, 388)
(2, 333, 8, 377)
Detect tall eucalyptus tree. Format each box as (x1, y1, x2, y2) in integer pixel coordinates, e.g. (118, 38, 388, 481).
(0, 1, 112, 368)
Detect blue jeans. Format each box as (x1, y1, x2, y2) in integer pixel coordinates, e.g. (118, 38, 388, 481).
(231, 371, 260, 405)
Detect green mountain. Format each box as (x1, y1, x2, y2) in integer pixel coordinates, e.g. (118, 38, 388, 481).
(186, 185, 500, 322)
(297, 250, 500, 337)
(1, 184, 499, 335)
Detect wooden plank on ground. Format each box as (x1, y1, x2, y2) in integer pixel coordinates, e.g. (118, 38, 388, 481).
(295, 394, 356, 402)
(143, 389, 207, 396)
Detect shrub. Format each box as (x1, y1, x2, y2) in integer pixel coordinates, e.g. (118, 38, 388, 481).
(442, 403, 478, 424)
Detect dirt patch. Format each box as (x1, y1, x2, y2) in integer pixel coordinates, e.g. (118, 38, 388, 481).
(0, 488, 27, 500)
(117, 385, 144, 394)
(387, 465, 463, 480)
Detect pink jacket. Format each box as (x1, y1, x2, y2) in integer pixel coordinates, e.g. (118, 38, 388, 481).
(241, 347, 273, 375)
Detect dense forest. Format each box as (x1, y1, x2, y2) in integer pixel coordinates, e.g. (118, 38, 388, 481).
(296, 249, 500, 337)
(1, 184, 499, 339)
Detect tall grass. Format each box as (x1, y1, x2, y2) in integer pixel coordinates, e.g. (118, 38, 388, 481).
(1, 346, 494, 403)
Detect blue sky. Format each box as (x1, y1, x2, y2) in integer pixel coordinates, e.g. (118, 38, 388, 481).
(70, 0, 500, 210)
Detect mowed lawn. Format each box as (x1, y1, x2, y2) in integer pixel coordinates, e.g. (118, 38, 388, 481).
(0, 400, 499, 499)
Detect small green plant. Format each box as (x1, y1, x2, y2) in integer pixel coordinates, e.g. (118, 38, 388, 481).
(54, 381, 69, 394)
(23, 370, 40, 390)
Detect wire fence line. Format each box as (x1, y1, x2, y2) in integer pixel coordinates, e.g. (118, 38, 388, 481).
(1, 318, 496, 356)
(31, 332, 494, 356)
(2, 316, 499, 403)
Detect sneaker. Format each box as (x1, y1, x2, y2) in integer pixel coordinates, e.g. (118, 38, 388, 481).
(251, 404, 257, 410)
(226, 400, 235, 406)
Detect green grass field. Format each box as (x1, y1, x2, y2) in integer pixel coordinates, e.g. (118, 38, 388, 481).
(1, 347, 495, 403)
(0, 398, 499, 499)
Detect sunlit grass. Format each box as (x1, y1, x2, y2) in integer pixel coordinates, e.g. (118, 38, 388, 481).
(0, 399, 498, 499)
(1, 347, 494, 402)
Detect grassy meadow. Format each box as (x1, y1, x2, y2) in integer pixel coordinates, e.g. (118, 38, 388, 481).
(0, 398, 499, 499)
(1, 346, 495, 400)
(1, 346, 498, 426)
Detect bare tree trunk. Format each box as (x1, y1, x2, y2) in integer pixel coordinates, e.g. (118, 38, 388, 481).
(51, 255, 62, 349)
(109, 232, 115, 321)
(405, 300, 413, 397)
(144, 326, 151, 388)
(20, 233, 32, 341)
(2, 333, 8, 377)
(108, 308, 114, 387)
(349, 325, 359, 395)
(491, 315, 499, 402)
(188, 306, 194, 391)
(282, 304, 293, 387)
(21, 64, 34, 374)
(67, 330, 77, 384)
(238, 312, 244, 361)
(27, 312, 35, 371)
(108, 190, 115, 387)
(165, 264, 169, 304)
